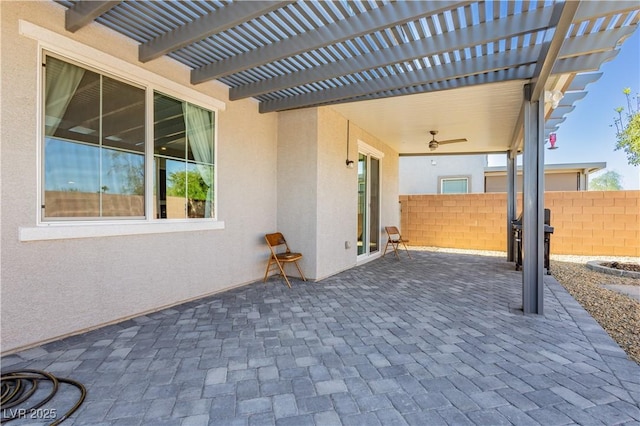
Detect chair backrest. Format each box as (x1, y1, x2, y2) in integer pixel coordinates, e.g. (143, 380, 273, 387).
(265, 232, 286, 247)
(265, 232, 291, 254)
(385, 226, 400, 238)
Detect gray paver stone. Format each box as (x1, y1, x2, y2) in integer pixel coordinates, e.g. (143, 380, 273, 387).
(273, 393, 297, 419)
(205, 367, 227, 385)
(237, 397, 272, 416)
(4, 251, 640, 426)
(356, 394, 393, 412)
(466, 409, 511, 426)
(315, 379, 348, 395)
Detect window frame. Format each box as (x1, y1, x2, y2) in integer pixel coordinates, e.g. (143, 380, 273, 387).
(42, 53, 149, 221)
(19, 21, 225, 241)
(152, 91, 217, 220)
(438, 176, 470, 194)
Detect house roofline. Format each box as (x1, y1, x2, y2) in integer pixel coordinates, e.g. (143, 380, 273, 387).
(484, 162, 606, 175)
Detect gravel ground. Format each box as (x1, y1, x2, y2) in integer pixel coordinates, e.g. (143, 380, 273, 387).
(413, 247, 640, 365)
(551, 256, 640, 365)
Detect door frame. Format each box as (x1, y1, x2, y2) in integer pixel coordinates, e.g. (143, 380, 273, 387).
(357, 140, 384, 265)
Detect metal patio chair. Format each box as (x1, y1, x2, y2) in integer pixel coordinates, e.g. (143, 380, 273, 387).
(263, 232, 306, 288)
(382, 226, 412, 259)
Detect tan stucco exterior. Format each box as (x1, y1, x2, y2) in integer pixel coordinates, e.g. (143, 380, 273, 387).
(0, 1, 400, 353)
(277, 107, 400, 281)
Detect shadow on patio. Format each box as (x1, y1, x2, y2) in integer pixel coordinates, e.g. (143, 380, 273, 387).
(2, 250, 639, 425)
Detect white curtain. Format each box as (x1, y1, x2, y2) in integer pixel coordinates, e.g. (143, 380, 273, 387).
(45, 58, 85, 136)
(183, 103, 214, 218)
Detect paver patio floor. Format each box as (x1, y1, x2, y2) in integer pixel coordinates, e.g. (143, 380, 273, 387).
(2, 250, 639, 425)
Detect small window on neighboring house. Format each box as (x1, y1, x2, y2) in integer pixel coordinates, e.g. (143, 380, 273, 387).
(440, 177, 469, 194)
(42, 55, 216, 221)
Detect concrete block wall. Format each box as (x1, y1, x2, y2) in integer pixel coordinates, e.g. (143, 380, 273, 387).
(545, 191, 639, 257)
(399, 191, 640, 257)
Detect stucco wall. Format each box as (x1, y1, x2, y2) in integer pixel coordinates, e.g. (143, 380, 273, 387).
(317, 108, 357, 279)
(344, 113, 401, 262)
(1, 1, 402, 353)
(1, 1, 278, 352)
(320, 108, 400, 275)
(277, 109, 319, 278)
(277, 107, 400, 281)
(400, 191, 640, 256)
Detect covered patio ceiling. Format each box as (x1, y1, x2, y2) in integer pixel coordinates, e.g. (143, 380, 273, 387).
(58, 0, 639, 155)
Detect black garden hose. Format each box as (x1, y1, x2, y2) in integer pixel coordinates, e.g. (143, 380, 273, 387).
(0, 369, 86, 425)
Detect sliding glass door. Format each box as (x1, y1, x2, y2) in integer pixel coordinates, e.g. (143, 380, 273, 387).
(357, 151, 380, 258)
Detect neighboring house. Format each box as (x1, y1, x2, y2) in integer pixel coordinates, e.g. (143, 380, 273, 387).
(400, 155, 605, 194)
(484, 162, 606, 192)
(399, 155, 487, 194)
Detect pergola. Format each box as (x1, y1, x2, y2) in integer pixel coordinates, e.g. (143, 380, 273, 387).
(59, 0, 640, 314)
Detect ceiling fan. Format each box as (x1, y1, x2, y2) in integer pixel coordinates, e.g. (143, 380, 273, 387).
(428, 130, 467, 151)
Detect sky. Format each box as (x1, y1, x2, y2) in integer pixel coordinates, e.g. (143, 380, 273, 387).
(488, 28, 640, 190)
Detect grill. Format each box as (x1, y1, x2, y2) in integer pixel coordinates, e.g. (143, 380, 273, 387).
(512, 208, 554, 275)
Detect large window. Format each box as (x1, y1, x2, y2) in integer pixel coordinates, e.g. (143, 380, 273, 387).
(43, 55, 216, 221)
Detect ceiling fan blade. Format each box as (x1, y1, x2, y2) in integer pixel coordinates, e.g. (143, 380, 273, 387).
(437, 138, 468, 145)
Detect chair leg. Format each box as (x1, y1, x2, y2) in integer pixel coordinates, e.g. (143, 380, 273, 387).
(275, 261, 292, 288)
(281, 274, 293, 288)
(401, 241, 412, 259)
(263, 257, 275, 282)
(392, 241, 400, 258)
(382, 240, 390, 257)
(276, 259, 291, 288)
(264, 257, 292, 288)
(294, 261, 307, 281)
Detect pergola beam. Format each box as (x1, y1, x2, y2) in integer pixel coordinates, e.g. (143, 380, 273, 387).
(553, 50, 619, 75)
(556, 91, 587, 107)
(259, 15, 622, 113)
(65, 1, 120, 32)
(566, 73, 604, 91)
(265, 65, 536, 112)
(548, 106, 575, 118)
(545, 117, 567, 127)
(509, 105, 525, 152)
(508, 0, 580, 152)
(558, 27, 636, 59)
(260, 47, 541, 113)
(230, 4, 557, 101)
(139, 1, 291, 63)
(260, 27, 618, 112)
(528, 1, 579, 102)
(574, 1, 640, 21)
(191, 1, 471, 84)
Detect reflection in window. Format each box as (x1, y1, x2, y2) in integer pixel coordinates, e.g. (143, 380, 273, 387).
(42, 55, 217, 221)
(43, 56, 145, 218)
(357, 153, 366, 255)
(154, 93, 215, 219)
